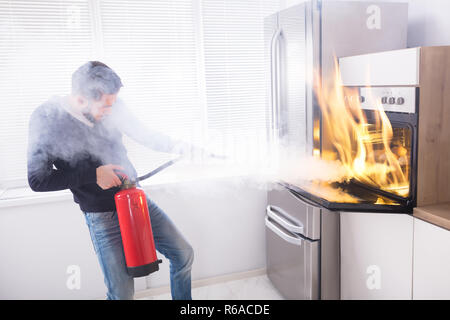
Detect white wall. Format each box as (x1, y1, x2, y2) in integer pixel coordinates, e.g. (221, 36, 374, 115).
(0, 177, 267, 299)
(0, 199, 112, 299)
(406, 0, 450, 47)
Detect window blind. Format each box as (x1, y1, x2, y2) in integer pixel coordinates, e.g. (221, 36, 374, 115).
(0, 0, 93, 188)
(0, 0, 281, 190)
(201, 0, 280, 162)
(99, 0, 204, 172)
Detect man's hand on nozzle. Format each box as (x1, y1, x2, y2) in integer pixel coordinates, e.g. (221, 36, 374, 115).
(96, 164, 127, 190)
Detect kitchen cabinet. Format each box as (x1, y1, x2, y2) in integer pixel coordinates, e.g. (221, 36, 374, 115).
(413, 217, 450, 299)
(340, 212, 414, 299)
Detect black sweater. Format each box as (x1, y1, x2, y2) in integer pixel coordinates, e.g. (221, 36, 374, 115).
(27, 97, 188, 212)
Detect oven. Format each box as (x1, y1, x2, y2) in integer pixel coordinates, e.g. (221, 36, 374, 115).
(286, 85, 418, 213)
(280, 41, 421, 214)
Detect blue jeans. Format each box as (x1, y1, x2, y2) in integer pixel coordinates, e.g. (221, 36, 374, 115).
(84, 197, 194, 300)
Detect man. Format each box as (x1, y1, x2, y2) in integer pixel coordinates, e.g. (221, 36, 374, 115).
(27, 61, 194, 300)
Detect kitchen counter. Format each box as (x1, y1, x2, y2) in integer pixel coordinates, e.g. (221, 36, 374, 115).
(413, 203, 450, 231)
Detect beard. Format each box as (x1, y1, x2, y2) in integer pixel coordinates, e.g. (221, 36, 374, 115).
(81, 102, 98, 124)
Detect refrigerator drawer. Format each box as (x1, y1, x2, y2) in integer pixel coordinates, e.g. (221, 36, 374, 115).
(268, 185, 321, 239)
(265, 215, 320, 300)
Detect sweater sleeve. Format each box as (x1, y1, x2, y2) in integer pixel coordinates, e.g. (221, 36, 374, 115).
(27, 107, 97, 192)
(106, 99, 192, 155)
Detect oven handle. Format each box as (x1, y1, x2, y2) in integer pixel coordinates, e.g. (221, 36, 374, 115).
(266, 205, 304, 234)
(265, 215, 303, 246)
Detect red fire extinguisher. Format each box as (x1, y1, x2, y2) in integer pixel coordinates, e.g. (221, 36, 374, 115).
(114, 157, 182, 277)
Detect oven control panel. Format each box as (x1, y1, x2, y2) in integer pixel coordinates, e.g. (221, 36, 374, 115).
(344, 87, 417, 114)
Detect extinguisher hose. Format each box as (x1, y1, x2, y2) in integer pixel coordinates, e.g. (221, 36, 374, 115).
(136, 156, 184, 182)
(118, 152, 226, 187)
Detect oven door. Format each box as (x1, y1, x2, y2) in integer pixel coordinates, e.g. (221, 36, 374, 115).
(363, 110, 418, 206)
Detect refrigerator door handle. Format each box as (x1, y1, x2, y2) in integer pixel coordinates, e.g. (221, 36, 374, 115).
(265, 215, 303, 246)
(266, 205, 304, 234)
(270, 28, 282, 139)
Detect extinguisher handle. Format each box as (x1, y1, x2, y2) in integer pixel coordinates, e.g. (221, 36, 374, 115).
(113, 169, 129, 181)
(113, 169, 136, 189)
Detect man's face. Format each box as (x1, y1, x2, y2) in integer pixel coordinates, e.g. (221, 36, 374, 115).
(84, 93, 118, 122)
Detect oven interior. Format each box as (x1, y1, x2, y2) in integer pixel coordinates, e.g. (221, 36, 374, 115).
(358, 120, 412, 198)
(300, 109, 416, 211)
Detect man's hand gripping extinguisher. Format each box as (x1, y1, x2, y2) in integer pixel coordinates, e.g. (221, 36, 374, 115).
(114, 157, 182, 277)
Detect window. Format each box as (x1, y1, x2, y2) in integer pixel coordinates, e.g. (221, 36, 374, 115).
(202, 0, 280, 165)
(0, 0, 93, 188)
(99, 0, 205, 170)
(0, 0, 280, 191)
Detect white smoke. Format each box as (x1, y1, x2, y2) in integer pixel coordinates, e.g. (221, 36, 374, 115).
(131, 123, 349, 195)
(28, 95, 347, 195)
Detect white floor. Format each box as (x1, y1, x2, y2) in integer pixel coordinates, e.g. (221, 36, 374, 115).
(138, 274, 285, 300)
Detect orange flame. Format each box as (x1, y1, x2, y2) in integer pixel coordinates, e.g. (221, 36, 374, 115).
(316, 60, 410, 198)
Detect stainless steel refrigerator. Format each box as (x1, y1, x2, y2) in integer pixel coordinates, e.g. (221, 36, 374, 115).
(264, 0, 408, 300)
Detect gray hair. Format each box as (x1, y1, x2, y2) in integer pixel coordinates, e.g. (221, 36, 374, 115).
(71, 61, 123, 100)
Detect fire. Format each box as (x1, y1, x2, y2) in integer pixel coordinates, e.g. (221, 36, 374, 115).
(315, 60, 410, 198)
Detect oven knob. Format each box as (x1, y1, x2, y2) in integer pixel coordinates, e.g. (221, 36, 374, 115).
(381, 97, 388, 104)
(388, 97, 396, 104)
(397, 97, 405, 105)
